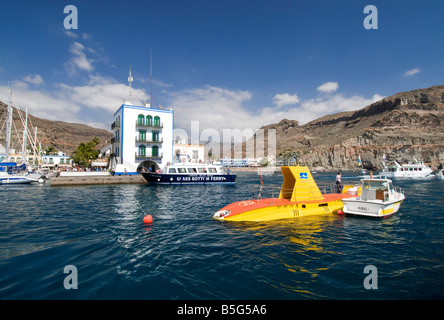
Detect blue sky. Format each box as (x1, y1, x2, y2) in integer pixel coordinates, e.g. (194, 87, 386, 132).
(0, 0, 443, 135)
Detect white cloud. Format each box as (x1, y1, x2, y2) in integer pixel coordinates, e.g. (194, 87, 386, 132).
(0, 84, 82, 123)
(23, 74, 44, 85)
(403, 68, 421, 77)
(64, 41, 94, 75)
(58, 75, 147, 113)
(317, 81, 339, 93)
(167, 84, 384, 142)
(0, 75, 146, 127)
(250, 93, 384, 130)
(273, 93, 300, 107)
(82, 33, 93, 40)
(168, 86, 254, 133)
(0, 74, 384, 146)
(300, 93, 384, 117)
(64, 30, 78, 39)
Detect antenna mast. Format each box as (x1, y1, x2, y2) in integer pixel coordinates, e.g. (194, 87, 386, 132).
(150, 48, 153, 107)
(128, 65, 133, 101)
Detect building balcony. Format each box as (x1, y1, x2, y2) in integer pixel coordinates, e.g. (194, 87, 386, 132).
(135, 121, 163, 129)
(135, 152, 163, 160)
(135, 137, 163, 143)
(111, 122, 120, 130)
(111, 137, 120, 144)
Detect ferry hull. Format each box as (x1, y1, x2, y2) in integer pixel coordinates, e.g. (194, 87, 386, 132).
(382, 172, 433, 178)
(140, 172, 236, 185)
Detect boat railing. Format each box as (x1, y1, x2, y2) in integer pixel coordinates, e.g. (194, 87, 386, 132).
(393, 186, 404, 196)
(255, 183, 346, 201)
(317, 184, 347, 195)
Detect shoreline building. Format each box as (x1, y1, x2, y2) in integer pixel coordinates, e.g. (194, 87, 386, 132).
(110, 101, 174, 175)
(173, 142, 205, 164)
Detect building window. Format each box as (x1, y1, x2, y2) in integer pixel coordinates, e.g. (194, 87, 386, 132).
(152, 145, 159, 157)
(139, 130, 146, 142)
(154, 116, 161, 127)
(137, 114, 145, 125)
(60, 158, 65, 164)
(147, 115, 153, 126)
(139, 145, 146, 157)
(49, 158, 54, 164)
(116, 115, 120, 126)
(152, 131, 159, 142)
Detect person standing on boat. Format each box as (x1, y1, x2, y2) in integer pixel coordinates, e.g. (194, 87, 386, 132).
(335, 172, 342, 193)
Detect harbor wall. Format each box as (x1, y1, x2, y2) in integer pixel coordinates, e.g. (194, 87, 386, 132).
(51, 174, 146, 186)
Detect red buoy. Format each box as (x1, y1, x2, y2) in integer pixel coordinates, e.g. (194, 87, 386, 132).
(143, 215, 153, 224)
(337, 209, 343, 215)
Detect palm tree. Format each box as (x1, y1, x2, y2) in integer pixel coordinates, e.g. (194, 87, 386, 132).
(45, 145, 57, 155)
(70, 138, 100, 167)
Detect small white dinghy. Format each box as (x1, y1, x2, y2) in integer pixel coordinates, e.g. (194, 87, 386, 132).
(342, 178, 405, 218)
(436, 169, 444, 180)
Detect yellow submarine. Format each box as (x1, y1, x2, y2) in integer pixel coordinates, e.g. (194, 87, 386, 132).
(213, 165, 359, 222)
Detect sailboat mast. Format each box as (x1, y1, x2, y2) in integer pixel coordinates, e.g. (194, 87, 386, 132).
(22, 107, 28, 165)
(5, 88, 13, 162)
(34, 127, 39, 164)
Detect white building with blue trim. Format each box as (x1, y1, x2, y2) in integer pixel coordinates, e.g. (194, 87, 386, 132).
(110, 102, 174, 175)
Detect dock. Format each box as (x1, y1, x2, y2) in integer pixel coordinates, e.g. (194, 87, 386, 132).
(50, 174, 147, 186)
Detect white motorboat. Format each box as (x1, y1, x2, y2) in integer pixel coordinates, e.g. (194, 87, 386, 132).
(342, 178, 405, 218)
(381, 157, 433, 178)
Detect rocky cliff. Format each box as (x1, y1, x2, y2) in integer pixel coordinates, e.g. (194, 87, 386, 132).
(253, 85, 444, 171)
(0, 101, 113, 154)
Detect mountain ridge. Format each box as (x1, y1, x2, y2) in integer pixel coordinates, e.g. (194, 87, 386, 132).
(252, 84, 444, 171)
(0, 101, 113, 154)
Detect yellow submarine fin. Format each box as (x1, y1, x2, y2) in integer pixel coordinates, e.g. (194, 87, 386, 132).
(279, 166, 324, 202)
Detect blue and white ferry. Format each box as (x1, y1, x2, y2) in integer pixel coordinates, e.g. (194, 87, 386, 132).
(139, 162, 236, 185)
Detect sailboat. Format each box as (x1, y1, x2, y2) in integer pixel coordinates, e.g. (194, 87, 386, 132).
(0, 88, 44, 184)
(0, 162, 35, 184)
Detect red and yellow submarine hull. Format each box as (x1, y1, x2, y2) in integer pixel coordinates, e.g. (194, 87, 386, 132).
(213, 166, 357, 222)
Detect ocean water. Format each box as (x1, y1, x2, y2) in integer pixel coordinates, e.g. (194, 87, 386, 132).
(0, 171, 443, 300)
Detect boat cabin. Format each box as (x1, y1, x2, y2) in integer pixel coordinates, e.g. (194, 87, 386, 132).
(163, 164, 226, 175)
(360, 179, 394, 201)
